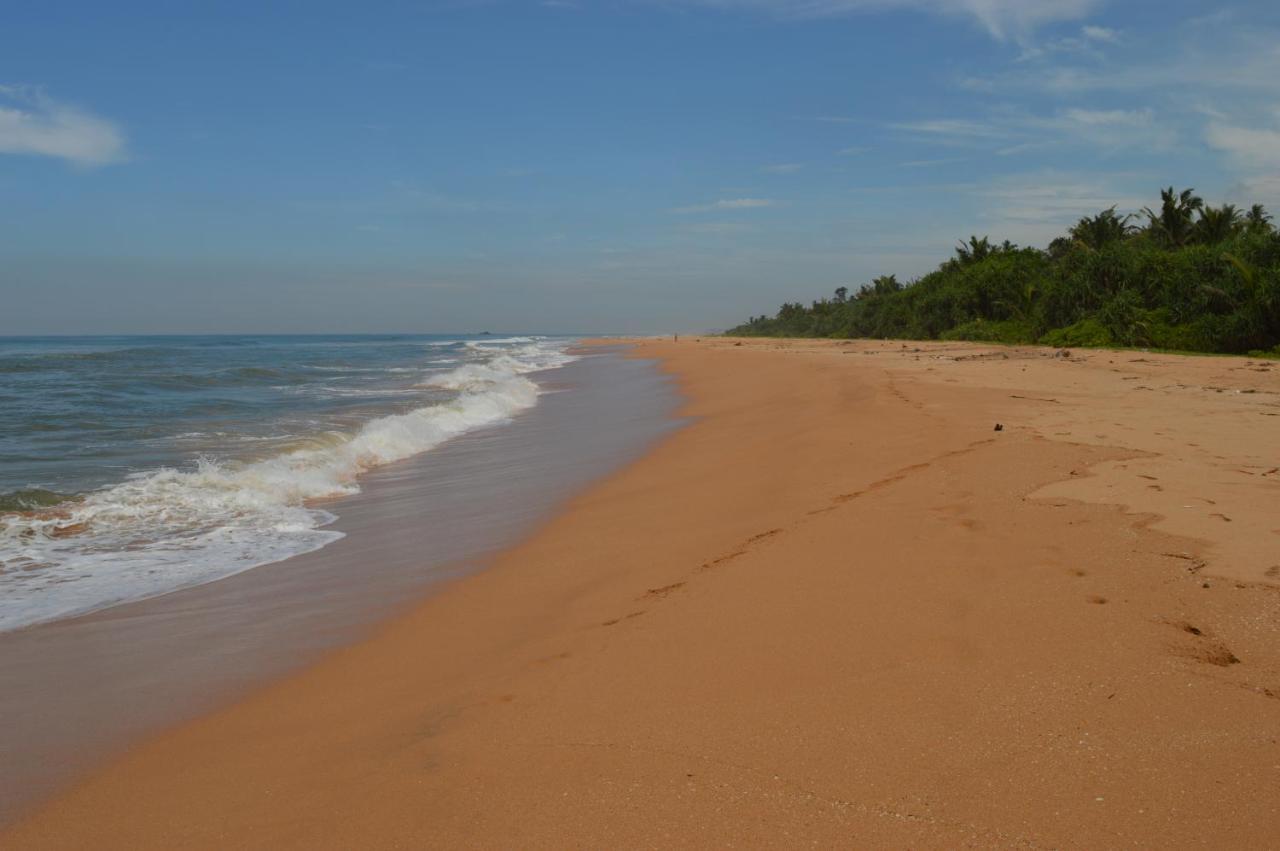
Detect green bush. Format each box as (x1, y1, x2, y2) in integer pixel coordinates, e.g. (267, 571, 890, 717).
(940, 319, 1036, 344)
(1039, 318, 1112, 348)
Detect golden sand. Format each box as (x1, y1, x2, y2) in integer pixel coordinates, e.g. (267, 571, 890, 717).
(8, 338, 1280, 847)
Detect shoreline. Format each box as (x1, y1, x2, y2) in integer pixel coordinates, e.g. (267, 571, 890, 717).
(0, 346, 679, 825)
(7, 338, 1280, 847)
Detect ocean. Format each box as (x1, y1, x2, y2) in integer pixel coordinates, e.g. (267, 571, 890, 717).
(0, 337, 679, 821)
(0, 334, 576, 632)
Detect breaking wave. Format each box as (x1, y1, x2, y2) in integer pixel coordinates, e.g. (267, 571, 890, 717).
(0, 339, 575, 631)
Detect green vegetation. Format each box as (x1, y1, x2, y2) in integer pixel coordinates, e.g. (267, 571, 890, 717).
(728, 188, 1280, 356)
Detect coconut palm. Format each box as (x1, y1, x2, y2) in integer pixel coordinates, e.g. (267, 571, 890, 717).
(1246, 203, 1274, 234)
(1143, 187, 1203, 247)
(1195, 204, 1242, 244)
(954, 235, 993, 266)
(1070, 206, 1135, 249)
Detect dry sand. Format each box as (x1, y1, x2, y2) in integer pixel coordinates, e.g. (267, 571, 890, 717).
(7, 338, 1280, 848)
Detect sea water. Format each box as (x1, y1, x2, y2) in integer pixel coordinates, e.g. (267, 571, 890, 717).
(0, 342, 679, 825)
(0, 334, 575, 631)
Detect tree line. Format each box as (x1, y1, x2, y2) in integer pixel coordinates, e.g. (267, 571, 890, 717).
(727, 188, 1280, 355)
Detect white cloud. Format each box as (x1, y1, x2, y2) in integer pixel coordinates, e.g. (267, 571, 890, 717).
(900, 157, 966, 167)
(1228, 174, 1280, 209)
(1059, 107, 1150, 126)
(1081, 24, 1118, 43)
(673, 198, 777, 213)
(982, 177, 1141, 222)
(974, 171, 1149, 244)
(889, 107, 1161, 154)
(0, 85, 125, 166)
(962, 26, 1280, 95)
(1206, 120, 1280, 208)
(665, 0, 1103, 40)
(762, 162, 803, 173)
(1205, 121, 1280, 169)
(1016, 24, 1119, 61)
(1038, 107, 1160, 147)
(891, 118, 1006, 139)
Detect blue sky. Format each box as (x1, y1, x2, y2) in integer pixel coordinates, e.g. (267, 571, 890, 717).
(3, 1, 1279, 334)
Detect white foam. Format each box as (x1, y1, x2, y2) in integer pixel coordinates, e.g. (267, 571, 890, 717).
(0, 338, 576, 632)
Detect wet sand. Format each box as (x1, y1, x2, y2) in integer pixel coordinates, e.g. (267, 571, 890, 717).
(0, 348, 677, 824)
(6, 338, 1280, 847)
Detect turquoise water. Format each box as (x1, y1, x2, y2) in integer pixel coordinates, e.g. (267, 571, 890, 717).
(0, 334, 576, 630)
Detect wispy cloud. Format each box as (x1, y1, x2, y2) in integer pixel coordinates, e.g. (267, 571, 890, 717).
(900, 157, 966, 167)
(962, 25, 1280, 95)
(973, 170, 1150, 245)
(890, 107, 1161, 153)
(1081, 24, 1118, 43)
(1205, 121, 1280, 169)
(673, 198, 777, 213)
(0, 85, 125, 166)
(838, 145, 870, 155)
(1028, 107, 1161, 149)
(1059, 107, 1149, 126)
(1228, 174, 1280, 209)
(891, 118, 1006, 139)
(762, 162, 803, 174)
(1016, 24, 1119, 61)
(657, 0, 1104, 40)
(1206, 119, 1280, 207)
(981, 174, 1145, 222)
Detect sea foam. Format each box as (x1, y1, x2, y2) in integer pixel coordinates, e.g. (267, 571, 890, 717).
(0, 339, 574, 632)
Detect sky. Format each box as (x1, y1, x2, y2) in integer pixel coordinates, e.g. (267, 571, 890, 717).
(3, 1, 1279, 334)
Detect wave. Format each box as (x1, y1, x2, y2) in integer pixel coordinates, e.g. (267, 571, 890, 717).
(0, 339, 576, 632)
(0, 489, 71, 512)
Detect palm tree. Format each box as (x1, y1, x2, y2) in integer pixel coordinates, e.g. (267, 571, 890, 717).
(1143, 187, 1203, 247)
(954, 235, 993, 266)
(1195, 204, 1242, 244)
(1070, 206, 1135, 249)
(1246, 203, 1274, 234)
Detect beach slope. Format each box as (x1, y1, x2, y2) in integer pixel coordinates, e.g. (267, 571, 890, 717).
(7, 338, 1280, 848)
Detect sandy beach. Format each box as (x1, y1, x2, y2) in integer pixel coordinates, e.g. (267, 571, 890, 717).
(7, 337, 1280, 848)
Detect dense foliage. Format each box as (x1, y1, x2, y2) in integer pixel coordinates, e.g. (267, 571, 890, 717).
(728, 188, 1280, 355)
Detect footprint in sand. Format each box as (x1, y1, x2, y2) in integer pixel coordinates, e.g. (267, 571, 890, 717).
(642, 582, 685, 600)
(601, 611, 647, 627)
(1177, 643, 1241, 667)
(1162, 619, 1241, 666)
